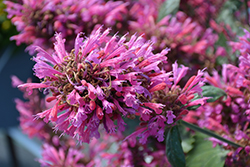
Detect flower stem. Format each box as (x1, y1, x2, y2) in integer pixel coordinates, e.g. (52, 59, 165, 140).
(178, 120, 243, 148)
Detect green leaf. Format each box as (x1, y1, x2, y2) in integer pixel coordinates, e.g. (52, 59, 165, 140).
(201, 86, 227, 103)
(178, 125, 195, 153)
(166, 126, 186, 167)
(186, 132, 229, 167)
(157, 0, 180, 22)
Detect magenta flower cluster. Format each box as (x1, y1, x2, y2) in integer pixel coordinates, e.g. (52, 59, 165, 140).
(18, 27, 172, 143)
(6, 0, 250, 166)
(5, 0, 127, 54)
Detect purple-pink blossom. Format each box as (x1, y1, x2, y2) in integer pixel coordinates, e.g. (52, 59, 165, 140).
(5, 0, 129, 54)
(126, 62, 207, 144)
(18, 27, 169, 143)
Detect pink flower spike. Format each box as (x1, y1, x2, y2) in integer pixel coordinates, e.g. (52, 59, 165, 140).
(49, 98, 61, 122)
(143, 102, 164, 114)
(172, 62, 189, 85)
(178, 94, 188, 105)
(18, 83, 49, 89)
(117, 114, 126, 132)
(89, 100, 96, 111)
(140, 107, 152, 121)
(66, 89, 77, 105)
(149, 82, 167, 92)
(54, 32, 67, 63)
(35, 46, 58, 66)
(87, 83, 96, 99)
(166, 110, 176, 124)
(102, 100, 114, 114)
(124, 93, 139, 109)
(226, 86, 243, 96)
(113, 99, 127, 115)
(104, 114, 116, 134)
(182, 75, 196, 91)
(18, 83, 49, 95)
(96, 86, 105, 100)
(190, 69, 205, 90)
(74, 32, 84, 59)
(96, 105, 104, 120)
(156, 128, 165, 142)
(186, 97, 210, 107)
(14, 27, 175, 142)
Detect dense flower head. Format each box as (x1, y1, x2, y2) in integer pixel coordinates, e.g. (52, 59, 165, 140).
(126, 62, 208, 144)
(5, 0, 128, 54)
(18, 27, 169, 143)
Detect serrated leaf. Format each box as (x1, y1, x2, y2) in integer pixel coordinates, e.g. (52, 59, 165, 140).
(201, 86, 227, 102)
(157, 0, 180, 22)
(166, 126, 186, 167)
(186, 132, 229, 167)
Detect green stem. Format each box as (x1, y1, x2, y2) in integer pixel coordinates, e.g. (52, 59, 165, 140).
(178, 120, 243, 148)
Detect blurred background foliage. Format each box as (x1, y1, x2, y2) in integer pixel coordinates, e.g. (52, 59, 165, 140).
(0, 0, 17, 48)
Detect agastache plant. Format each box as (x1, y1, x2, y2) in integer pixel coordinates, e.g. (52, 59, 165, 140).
(18, 27, 170, 143)
(6, 0, 250, 166)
